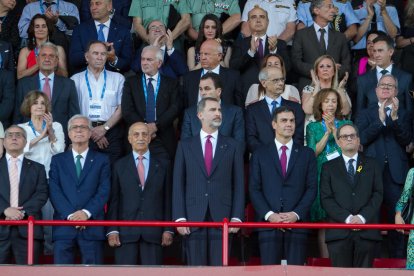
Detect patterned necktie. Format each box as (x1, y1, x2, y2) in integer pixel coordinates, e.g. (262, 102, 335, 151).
(97, 23, 105, 42)
(145, 77, 156, 123)
(319, 28, 326, 53)
(137, 156, 145, 190)
(75, 155, 82, 178)
(9, 157, 19, 207)
(347, 159, 355, 185)
(384, 106, 391, 117)
(258, 38, 264, 59)
(280, 145, 288, 177)
(43, 77, 51, 100)
(204, 135, 213, 176)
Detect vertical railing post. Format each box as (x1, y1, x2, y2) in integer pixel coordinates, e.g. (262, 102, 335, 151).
(27, 216, 35, 265)
(222, 218, 229, 266)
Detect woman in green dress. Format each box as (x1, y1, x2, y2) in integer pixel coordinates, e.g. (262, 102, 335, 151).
(306, 88, 352, 257)
(395, 168, 414, 270)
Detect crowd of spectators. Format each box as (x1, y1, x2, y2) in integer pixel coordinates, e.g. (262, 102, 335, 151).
(0, 0, 414, 270)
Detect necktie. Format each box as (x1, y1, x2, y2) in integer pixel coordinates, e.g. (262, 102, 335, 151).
(97, 24, 105, 42)
(145, 77, 156, 123)
(280, 145, 288, 177)
(204, 135, 213, 176)
(319, 28, 326, 53)
(384, 106, 391, 117)
(271, 100, 278, 114)
(43, 1, 52, 8)
(380, 69, 388, 75)
(371, 9, 377, 31)
(43, 77, 51, 100)
(137, 156, 145, 189)
(258, 38, 264, 59)
(9, 157, 19, 207)
(347, 159, 355, 185)
(75, 155, 82, 178)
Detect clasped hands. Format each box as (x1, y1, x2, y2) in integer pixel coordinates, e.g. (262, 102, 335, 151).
(68, 210, 88, 230)
(268, 212, 298, 232)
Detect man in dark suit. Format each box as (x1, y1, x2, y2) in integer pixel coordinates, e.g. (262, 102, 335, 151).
(182, 39, 243, 108)
(122, 46, 180, 160)
(0, 40, 14, 71)
(69, 0, 133, 74)
(49, 115, 110, 264)
(106, 122, 173, 265)
(249, 106, 317, 265)
(181, 72, 245, 144)
(80, 0, 132, 28)
(173, 97, 244, 266)
(246, 67, 305, 152)
(355, 74, 412, 258)
(230, 5, 290, 101)
(131, 20, 188, 79)
(356, 35, 413, 115)
(0, 125, 48, 264)
(291, 0, 351, 91)
(321, 123, 383, 267)
(14, 42, 80, 140)
(0, 69, 15, 128)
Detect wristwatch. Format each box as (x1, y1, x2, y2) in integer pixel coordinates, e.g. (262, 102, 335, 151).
(104, 124, 110, 131)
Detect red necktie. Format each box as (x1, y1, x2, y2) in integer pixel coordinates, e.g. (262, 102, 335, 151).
(43, 77, 52, 100)
(204, 135, 213, 176)
(280, 145, 288, 177)
(137, 156, 145, 189)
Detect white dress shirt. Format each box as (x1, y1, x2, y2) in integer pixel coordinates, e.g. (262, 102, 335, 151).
(6, 153, 24, 177)
(313, 22, 329, 47)
(94, 19, 110, 42)
(200, 129, 218, 158)
(376, 64, 393, 81)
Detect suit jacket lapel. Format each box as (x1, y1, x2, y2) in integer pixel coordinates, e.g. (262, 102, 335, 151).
(190, 135, 208, 177)
(135, 74, 146, 117)
(19, 158, 30, 192)
(52, 76, 60, 107)
(210, 135, 227, 176)
(354, 155, 364, 188)
(285, 144, 298, 178)
(65, 151, 79, 183)
(270, 143, 284, 178)
(79, 150, 95, 183)
(0, 158, 10, 204)
(145, 157, 159, 189)
(310, 26, 324, 55)
(107, 21, 117, 43)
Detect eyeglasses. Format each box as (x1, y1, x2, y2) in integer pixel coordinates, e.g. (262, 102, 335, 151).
(268, 78, 285, 84)
(378, 83, 396, 90)
(338, 133, 358, 140)
(69, 125, 90, 131)
(148, 25, 164, 32)
(5, 132, 25, 139)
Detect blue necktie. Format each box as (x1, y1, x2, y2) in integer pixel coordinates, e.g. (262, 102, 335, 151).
(347, 159, 355, 186)
(97, 24, 105, 42)
(145, 78, 156, 123)
(271, 100, 278, 114)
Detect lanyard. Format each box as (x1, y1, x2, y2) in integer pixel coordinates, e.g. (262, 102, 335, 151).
(141, 74, 160, 104)
(28, 120, 46, 137)
(39, 0, 60, 14)
(321, 119, 339, 153)
(34, 47, 39, 57)
(85, 69, 107, 100)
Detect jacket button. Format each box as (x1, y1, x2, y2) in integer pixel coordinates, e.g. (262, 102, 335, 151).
(352, 193, 355, 196)
(205, 193, 208, 197)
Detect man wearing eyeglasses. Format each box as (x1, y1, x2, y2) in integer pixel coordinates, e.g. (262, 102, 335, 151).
(49, 114, 110, 264)
(320, 123, 383, 267)
(355, 74, 412, 258)
(0, 125, 48, 264)
(246, 67, 304, 153)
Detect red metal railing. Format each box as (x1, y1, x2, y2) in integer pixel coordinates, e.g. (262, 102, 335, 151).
(0, 217, 413, 266)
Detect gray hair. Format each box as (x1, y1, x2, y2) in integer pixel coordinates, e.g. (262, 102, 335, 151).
(5, 125, 27, 140)
(258, 67, 282, 81)
(336, 123, 359, 139)
(197, 97, 220, 113)
(377, 74, 399, 90)
(67, 114, 92, 131)
(142, 45, 164, 62)
(310, 0, 325, 19)
(39, 41, 59, 56)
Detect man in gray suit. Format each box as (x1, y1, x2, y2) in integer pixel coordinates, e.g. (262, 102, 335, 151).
(14, 42, 80, 140)
(291, 0, 351, 91)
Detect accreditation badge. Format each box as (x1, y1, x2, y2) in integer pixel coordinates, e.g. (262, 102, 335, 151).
(89, 100, 103, 120)
(326, 150, 340, 161)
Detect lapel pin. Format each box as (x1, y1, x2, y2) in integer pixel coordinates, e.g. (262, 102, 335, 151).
(357, 165, 363, 173)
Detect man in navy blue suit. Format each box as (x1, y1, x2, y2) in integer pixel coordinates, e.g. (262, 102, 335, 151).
(173, 97, 244, 266)
(49, 115, 110, 264)
(246, 67, 305, 153)
(181, 72, 245, 144)
(69, 0, 133, 74)
(249, 106, 317, 265)
(356, 74, 412, 258)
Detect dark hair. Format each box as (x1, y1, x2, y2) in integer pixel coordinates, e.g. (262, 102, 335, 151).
(373, 34, 395, 50)
(257, 54, 286, 99)
(336, 123, 358, 139)
(200, 72, 222, 89)
(85, 40, 108, 52)
(146, 20, 167, 34)
(310, 0, 325, 19)
(20, 90, 52, 117)
(195, 14, 223, 51)
(27, 14, 54, 50)
(312, 88, 343, 121)
(272, 106, 295, 122)
(197, 97, 219, 113)
(366, 30, 387, 39)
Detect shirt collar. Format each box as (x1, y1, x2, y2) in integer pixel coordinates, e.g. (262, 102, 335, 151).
(203, 64, 220, 75)
(342, 152, 358, 165)
(313, 22, 329, 33)
(86, 67, 105, 79)
(133, 150, 150, 161)
(39, 71, 55, 81)
(376, 64, 393, 75)
(274, 138, 293, 151)
(200, 129, 218, 140)
(72, 148, 89, 160)
(95, 19, 111, 29)
(6, 153, 24, 162)
(265, 95, 282, 104)
(145, 72, 159, 81)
